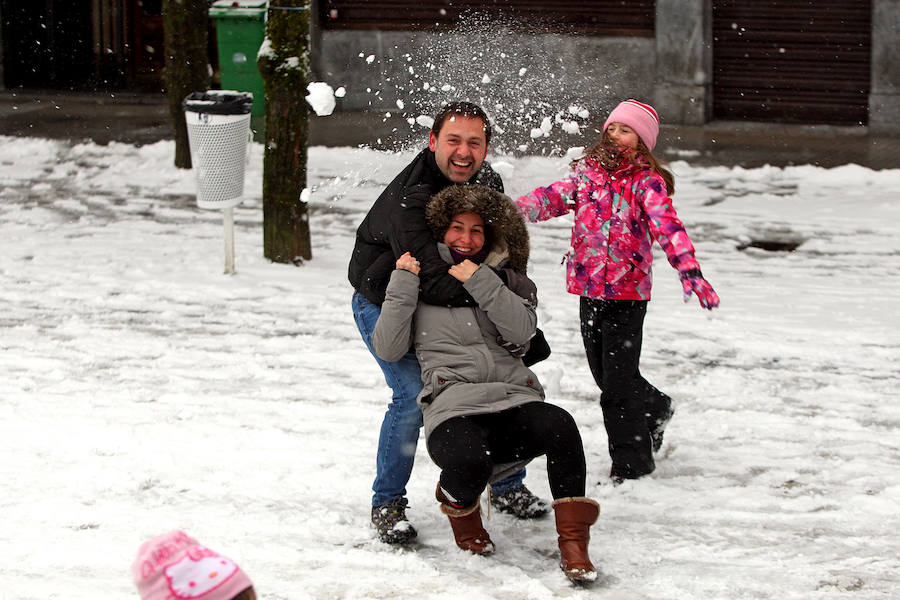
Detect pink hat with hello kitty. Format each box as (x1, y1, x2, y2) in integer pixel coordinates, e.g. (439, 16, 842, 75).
(602, 99, 661, 151)
(132, 531, 254, 600)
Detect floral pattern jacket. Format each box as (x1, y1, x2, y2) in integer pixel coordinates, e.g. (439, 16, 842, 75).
(516, 156, 700, 300)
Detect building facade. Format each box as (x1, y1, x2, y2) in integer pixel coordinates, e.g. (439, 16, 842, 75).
(0, 1, 896, 134)
(312, 0, 898, 133)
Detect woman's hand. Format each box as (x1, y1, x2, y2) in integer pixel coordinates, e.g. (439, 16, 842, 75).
(448, 259, 479, 283)
(396, 251, 420, 275)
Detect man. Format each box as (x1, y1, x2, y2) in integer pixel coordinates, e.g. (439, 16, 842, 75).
(349, 102, 548, 545)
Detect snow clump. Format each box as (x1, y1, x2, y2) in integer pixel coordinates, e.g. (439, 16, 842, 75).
(305, 82, 336, 116)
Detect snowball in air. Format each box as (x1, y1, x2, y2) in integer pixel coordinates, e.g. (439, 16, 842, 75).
(562, 121, 580, 135)
(305, 82, 336, 116)
(540, 117, 553, 133)
(565, 146, 585, 160)
(335, 87, 346, 97)
(416, 115, 435, 129)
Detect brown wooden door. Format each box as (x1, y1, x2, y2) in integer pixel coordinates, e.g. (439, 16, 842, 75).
(712, 0, 871, 125)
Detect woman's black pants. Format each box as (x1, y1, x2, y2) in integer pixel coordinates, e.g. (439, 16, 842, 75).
(427, 402, 586, 507)
(580, 297, 672, 479)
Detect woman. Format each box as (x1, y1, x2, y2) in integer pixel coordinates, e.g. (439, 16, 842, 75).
(372, 184, 601, 583)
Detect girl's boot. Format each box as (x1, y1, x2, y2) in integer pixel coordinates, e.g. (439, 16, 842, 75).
(436, 484, 494, 555)
(552, 497, 600, 583)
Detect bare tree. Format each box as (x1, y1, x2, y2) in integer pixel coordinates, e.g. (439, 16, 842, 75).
(257, 0, 312, 263)
(162, 0, 210, 169)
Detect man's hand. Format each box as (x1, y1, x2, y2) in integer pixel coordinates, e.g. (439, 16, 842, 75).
(396, 251, 420, 275)
(448, 259, 479, 283)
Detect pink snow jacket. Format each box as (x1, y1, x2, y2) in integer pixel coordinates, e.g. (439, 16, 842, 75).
(516, 156, 700, 300)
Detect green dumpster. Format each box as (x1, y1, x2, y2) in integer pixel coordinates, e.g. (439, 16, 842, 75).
(210, 0, 267, 118)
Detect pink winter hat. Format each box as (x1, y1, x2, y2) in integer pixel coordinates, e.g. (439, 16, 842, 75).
(602, 99, 660, 151)
(132, 531, 254, 600)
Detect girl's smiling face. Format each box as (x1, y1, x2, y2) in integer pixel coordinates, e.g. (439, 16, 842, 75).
(443, 211, 485, 255)
(606, 121, 640, 150)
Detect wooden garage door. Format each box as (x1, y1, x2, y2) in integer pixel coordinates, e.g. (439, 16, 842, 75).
(320, 0, 655, 36)
(712, 0, 871, 125)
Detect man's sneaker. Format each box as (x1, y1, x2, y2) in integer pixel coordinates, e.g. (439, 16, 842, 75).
(650, 406, 675, 453)
(489, 484, 549, 519)
(371, 498, 417, 544)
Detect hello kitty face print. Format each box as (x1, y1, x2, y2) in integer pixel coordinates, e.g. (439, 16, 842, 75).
(132, 531, 254, 600)
(165, 548, 241, 599)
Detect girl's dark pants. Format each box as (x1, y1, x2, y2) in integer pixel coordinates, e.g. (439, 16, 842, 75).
(427, 402, 586, 507)
(580, 297, 672, 480)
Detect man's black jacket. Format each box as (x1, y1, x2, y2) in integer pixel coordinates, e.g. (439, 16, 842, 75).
(348, 149, 504, 307)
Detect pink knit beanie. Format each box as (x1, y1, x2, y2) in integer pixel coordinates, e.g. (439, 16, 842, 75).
(602, 99, 660, 151)
(132, 531, 254, 600)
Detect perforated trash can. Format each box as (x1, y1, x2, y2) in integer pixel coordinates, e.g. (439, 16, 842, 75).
(183, 91, 253, 210)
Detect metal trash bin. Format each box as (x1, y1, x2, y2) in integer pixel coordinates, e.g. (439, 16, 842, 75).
(183, 90, 253, 210)
(183, 90, 253, 274)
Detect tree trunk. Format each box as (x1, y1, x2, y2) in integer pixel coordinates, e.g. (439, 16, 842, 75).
(258, 0, 312, 263)
(162, 0, 210, 169)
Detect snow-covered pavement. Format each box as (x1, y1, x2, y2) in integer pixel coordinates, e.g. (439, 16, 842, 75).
(0, 137, 898, 599)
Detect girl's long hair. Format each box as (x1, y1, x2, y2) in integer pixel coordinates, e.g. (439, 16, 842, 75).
(574, 131, 675, 195)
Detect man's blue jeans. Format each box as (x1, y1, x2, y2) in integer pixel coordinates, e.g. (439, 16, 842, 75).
(352, 292, 525, 507)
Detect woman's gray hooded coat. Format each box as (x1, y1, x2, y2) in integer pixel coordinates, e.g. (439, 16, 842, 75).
(372, 185, 545, 441)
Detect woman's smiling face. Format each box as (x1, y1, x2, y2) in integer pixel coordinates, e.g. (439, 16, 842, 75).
(443, 211, 485, 255)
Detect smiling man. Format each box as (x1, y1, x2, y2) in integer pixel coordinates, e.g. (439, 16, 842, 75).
(429, 111, 489, 183)
(348, 102, 548, 545)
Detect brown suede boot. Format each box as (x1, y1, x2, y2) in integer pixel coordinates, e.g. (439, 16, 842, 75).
(436, 483, 495, 555)
(552, 497, 600, 583)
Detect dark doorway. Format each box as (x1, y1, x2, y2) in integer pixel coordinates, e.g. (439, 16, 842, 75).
(1, 1, 95, 89)
(712, 0, 871, 125)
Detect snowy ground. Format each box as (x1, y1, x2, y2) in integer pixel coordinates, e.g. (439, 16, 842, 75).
(0, 136, 898, 599)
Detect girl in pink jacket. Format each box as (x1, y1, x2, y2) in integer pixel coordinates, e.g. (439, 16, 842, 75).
(516, 99, 719, 483)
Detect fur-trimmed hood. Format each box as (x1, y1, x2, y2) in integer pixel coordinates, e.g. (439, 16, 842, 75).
(426, 185, 530, 274)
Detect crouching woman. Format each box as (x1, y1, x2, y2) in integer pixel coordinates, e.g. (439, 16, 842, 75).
(372, 184, 601, 583)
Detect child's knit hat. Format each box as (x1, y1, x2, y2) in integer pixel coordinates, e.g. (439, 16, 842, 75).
(132, 531, 253, 600)
(602, 99, 660, 151)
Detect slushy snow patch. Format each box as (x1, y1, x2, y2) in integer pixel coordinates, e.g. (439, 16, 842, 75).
(491, 161, 515, 181)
